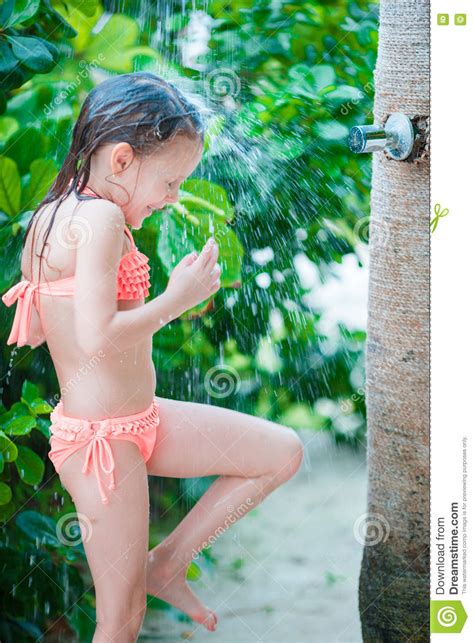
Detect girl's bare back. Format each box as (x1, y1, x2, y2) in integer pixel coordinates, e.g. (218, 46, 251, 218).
(23, 192, 155, 419)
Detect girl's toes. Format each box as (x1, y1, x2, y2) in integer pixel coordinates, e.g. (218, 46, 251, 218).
(203, 609, 217, 630)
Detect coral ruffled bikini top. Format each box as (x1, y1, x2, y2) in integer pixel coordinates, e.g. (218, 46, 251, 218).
(1, 181, 151, 347)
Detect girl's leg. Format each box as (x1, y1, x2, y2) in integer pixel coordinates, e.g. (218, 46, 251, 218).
(145, 396, 304, 627)
(57, 440, 151, 643)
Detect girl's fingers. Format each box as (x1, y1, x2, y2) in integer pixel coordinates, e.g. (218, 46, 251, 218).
(210, 264, 221, 277)
(200, 239, 219, 268)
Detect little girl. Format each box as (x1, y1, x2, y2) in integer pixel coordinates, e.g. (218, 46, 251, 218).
(2, 72, 304, 641)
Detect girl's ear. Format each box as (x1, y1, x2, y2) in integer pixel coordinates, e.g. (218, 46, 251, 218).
(110, 142, 135, 174)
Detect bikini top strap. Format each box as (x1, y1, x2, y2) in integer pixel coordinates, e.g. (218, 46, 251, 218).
(123, 225, 136, 250)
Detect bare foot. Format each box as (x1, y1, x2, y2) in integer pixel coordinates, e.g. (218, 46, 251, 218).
(146, 549, 218, 632)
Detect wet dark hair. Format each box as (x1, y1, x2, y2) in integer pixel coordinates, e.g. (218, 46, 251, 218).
(24, 71, 205, 284)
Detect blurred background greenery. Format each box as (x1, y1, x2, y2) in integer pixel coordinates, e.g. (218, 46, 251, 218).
(0, 0, 378, 639)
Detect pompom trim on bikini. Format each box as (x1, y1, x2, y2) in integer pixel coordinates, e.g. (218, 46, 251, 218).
(49, 398, 160, 443)
(117, 250, 151, 299)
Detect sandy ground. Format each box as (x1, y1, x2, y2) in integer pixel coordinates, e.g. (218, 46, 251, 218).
(139, 428, 367, 643)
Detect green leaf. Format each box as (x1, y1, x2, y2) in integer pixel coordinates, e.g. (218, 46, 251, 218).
(66, 0, 99, 19)
(288, 63, 336, 99)
(0, 156, 21, 216)
(44, 2, 78, 39)
(311, 64, 336, 92)
(0, 0, 15, 24)
(0, 482, 12, 505)
(0, 39, 18, 74)
(35, 417, 52, 439)
(16, 510, 60, 546)
(3, 126, 48, 175)
(315, 120, 349, 141)
(15, 445, 45, 485)
(0, 116, 19, 144)
(22, 158, 57, 211)
(0, 411, 36, 436)
(85, 14, 159, 72)
(21, 397, 53, 417)
(21, 379, 40, 403)
(0, 430, 18, 462)
(287, 63, 320, 99)
(21, 380, 53, 415)
(278, 403, 319, 429)
(323, 85, 365, 106)
(186, 560, 202, 581)
(6, 35, 55, 73)
(180, 178, 235, 222)
(4, 0, 40, 27)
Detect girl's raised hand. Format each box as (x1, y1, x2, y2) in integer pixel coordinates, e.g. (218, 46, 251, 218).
(165, 238, 221, 315)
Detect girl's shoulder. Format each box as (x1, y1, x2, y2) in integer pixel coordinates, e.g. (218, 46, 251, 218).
(21, 193, 126, 281)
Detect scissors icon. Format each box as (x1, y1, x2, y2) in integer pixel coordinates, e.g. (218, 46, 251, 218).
(430, 203, 449, 233)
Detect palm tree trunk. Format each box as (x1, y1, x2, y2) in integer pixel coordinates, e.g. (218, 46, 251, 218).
(358, 1, 430, 640)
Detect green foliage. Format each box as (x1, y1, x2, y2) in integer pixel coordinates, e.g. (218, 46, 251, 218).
(0, 380, 52, 522)
(0, 509, 93, 642)
(0, 381, 97, 640)
(0, 0, 80, 105)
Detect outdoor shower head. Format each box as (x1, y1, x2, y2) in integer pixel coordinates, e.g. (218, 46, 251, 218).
(348, 112, 415, 161)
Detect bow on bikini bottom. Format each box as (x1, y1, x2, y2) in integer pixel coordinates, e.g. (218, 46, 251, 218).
(48, 397, 160, 504)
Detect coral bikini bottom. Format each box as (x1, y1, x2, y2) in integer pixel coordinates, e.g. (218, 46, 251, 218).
(48, 396, 160, 504)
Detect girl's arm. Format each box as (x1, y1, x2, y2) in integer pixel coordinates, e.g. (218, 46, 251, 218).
(73, 201, 184, 356)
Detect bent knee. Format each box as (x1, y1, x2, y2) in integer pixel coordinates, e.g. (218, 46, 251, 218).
(274, 429, 304, 480)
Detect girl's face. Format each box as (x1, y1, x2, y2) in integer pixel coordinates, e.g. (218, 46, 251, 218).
(95, 135, 203, 229)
